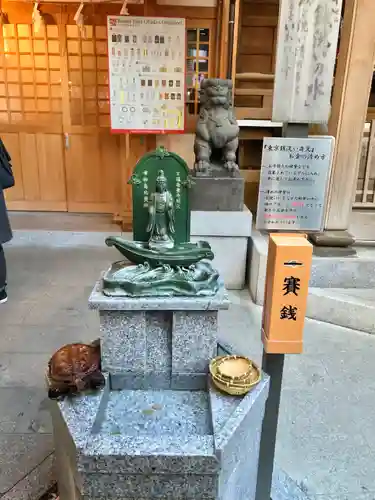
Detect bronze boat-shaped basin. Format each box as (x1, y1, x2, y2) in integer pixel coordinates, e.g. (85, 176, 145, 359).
(105, 236, 214, 267)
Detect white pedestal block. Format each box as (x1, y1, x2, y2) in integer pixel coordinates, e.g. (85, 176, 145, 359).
(191, 206, 252, 290)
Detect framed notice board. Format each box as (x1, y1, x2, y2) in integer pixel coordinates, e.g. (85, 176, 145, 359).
(256, 136, 335, 232)
(107, 16, 186, 134)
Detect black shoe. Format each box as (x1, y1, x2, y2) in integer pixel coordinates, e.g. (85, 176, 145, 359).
(0, 289, 8, 304)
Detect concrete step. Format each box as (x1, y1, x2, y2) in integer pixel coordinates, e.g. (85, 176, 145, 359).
(306, 288, 375, 335)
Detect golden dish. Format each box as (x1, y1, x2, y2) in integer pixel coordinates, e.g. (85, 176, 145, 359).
(209, 355, 261, 396)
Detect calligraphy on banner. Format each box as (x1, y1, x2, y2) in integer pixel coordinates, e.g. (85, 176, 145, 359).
(272, 0, 343, 123)
(256, 136, 334, 232)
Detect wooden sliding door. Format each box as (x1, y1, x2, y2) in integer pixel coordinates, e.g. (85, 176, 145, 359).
(0, 21, 67, 211)
(61, 22, 123, 213)
(0, 2, 218, 220)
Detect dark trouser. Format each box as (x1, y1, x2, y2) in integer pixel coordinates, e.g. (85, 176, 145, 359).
(0, 244, 6, 291)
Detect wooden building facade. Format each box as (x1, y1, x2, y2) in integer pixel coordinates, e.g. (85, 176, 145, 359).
(0, 0, 221, 225)
(1, 0, 375, 234)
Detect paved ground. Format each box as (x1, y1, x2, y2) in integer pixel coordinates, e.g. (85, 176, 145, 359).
(1, 228, 375, 499)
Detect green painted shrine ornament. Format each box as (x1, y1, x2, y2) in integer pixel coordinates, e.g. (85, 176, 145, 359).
(102, 259, 221, 298)
(103, 147, 220, 298)
(102, 236, 221, 297)
(128, 147, 193, 245)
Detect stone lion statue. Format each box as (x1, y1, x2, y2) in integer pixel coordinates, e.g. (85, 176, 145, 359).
(194, 78, 240, 175)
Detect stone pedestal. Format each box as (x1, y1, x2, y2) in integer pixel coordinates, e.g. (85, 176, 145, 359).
(90, 282, 229, 391)
(50, 277, 270, 500)
(308, 230, 356, 256)
(190, 167, 244, 212)
(191, 206, 252, 290)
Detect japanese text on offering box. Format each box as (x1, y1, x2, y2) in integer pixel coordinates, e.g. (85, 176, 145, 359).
(256, 137, 334, 232)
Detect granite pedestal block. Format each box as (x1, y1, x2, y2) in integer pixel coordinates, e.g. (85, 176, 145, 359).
(190, 167, 245, 212)
(50, 274, 270, 500)
(90, 280, 230, 390)
(191, 207, 252, 289)
(51, 371, 269, 500)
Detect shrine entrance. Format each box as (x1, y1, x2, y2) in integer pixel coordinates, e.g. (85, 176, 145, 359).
(0, 2, 217, 225)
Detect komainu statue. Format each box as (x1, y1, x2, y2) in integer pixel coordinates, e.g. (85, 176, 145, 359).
(194, 79, 240, 176)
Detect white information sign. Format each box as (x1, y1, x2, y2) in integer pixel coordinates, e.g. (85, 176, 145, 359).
(256, 137, 335, 232)
(272, 0, 343, 124)
(107, 16, 186, 133)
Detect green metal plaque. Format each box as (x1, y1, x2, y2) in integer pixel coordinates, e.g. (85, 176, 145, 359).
(128, 146, 192, 244)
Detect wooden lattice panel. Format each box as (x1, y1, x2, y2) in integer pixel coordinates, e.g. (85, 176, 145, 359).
(0, 23, 62, 125)
(354, 120, 375, 207)
(186, 25, 212, 116)
(65, 24, 110, 127)
(234, 0, 279, 119)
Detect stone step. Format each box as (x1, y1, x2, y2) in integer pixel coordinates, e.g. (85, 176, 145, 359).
(306, 288, 375, 335)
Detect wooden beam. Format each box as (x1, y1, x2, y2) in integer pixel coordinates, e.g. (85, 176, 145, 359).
(218, 0, 230, 78)
(235, 88, 273, 96)
(234, 107, 272, 119)
(144, 0, 158, 16)
(236, 72, 275, 82)
(230, 0, 241, 84)
(241, 15, 278, 27)
(325, 0, 375, 230)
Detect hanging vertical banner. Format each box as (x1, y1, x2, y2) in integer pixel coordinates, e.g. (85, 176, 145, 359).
(107, 16, 186, 134)
(272, 0, 343, 124)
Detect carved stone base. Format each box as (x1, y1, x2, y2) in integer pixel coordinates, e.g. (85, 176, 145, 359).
(309, 230, 357, 257)
(190, 164, 244, 212)
(308, 230, 355, 247)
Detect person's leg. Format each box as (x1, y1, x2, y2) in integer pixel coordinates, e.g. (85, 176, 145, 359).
(0, 244, 7, 296)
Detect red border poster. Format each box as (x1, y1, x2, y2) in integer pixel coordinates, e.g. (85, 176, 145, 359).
(107, 16, 186, 134)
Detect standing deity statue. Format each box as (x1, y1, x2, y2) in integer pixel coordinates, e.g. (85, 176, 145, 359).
(147, 170, 175, 250)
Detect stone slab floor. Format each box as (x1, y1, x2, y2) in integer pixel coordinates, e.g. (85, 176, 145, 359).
(1, 231, 375, 499)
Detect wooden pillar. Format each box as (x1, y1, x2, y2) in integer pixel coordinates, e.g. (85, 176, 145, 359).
(218, 0, 230, 78)
(325, 0, 375, 233)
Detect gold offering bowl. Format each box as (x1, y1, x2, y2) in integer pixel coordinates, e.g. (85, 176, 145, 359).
(209, 355, 261, 396)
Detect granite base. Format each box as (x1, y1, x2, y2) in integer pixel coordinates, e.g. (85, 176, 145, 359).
(50, 274, 269, 500)
(191, 207, 252, 290)
(308, 230, 355, 247)
(90, 282, 229, 390)
(190, 168, 244, 212)
(50, 370, 269, 500)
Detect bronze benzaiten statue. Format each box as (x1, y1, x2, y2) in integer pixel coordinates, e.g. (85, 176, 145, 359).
(194, 78, 240, 176)
(147, 170, 175, 250)
(102, 147, 221, 297)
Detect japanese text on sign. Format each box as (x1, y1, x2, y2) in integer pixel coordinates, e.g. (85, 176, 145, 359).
(256, 137, 334, 232)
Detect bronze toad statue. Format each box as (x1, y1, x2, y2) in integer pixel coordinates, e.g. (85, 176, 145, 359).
(194, 78, 239, 176)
